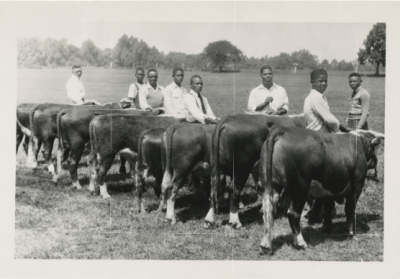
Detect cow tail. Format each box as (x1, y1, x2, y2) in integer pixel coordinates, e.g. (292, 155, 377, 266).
(89, 117, 98, 164)
(164, 125, 176, 178)
(262, 127, 282, 237)
(29, 104, 41, 137)
(212, 121, 225, 213)
(57, 109, 68, 151)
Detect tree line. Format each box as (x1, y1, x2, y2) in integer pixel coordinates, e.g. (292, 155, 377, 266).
(18, 23, 385, 74)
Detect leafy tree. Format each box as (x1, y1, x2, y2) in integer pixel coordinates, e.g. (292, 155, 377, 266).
(269, 53, 292, 70)
(319, 59, 330, 70)
(358, 23, 386, 75)
(291, 49, 318, 69)
(18, 37, 44, 68)
(80, 40, 101, 67)
(330, 59, 338, 71)
(41, 38, 69, 67)
(204, 40, 242, 72)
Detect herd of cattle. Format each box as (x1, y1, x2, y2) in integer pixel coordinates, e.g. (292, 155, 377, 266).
(16, 101, 384, 255)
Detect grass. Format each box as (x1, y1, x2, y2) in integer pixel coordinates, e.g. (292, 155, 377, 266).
(16, 67, 385, 260)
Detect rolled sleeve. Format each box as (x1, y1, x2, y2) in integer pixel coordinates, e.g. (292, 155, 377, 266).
(138, 87, 150, 110)
(184, 94, 207, 123)
(247, 89, 258, 111)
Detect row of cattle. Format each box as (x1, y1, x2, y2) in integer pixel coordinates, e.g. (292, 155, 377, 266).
(16, 102, 384, 255)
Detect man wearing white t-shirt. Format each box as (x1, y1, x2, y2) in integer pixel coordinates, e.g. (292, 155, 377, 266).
(247, 65, 289, 115)
(128, 67, 146, 109)
(66, 65, 86, 104)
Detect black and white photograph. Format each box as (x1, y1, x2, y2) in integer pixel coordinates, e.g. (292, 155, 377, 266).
(2, 1, 400, 278)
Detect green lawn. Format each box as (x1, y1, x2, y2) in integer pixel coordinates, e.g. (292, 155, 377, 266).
(16, 67, 385, 260)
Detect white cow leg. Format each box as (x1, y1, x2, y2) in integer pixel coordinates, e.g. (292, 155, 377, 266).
(88, 164, 97, 193)
(48, 163, 55, 175)
(26, 140, 37, 169)
(293, 232, 308, 249)
(99, 183, 111, 199)
(228, 212, 242, 229)
(72, 181, 83, 190)
(204, 208, 215, 229)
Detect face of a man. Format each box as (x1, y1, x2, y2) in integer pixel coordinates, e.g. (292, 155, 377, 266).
(312, 74, 328, 93)
(349, 76, 362, 91)
(260, 69, 273, 84)
(73, 67, 82, 78)
(148, 71, 158, 86)
(191, 77, 203, 94)
(136, 70, 145, 83)
(173, 71, 184, 86)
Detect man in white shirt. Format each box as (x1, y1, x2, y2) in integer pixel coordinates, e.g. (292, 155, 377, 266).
(66, 65, 86, 104)
(128, 67, 146, 109)
(163, 67, 187, 119)
(184, 75, 219, 124)
(138, 69, 164, 114)
(247, 65, 289, 115)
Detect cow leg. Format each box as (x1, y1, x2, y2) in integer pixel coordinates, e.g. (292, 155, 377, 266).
(88, 152, 98, 195)
(165, 174, 186, 225)
(204, 169, 222, 229)
(287, 188, 308, 249)
(16, 126, 24, 154)
(260, 183, 281, 255)
(68, 146, 85, 190)
(27, 136, 40, 168)
(42, 137, 56, 175)
(96, 157, 114, 199)
(322, 198, 335, 232)
(119, 156, 127, 174)
(307, 198, 324, 225)
(54, 143, 69, 184)
(228, 176, 247, 229)
(135, 162, 147, 213)
(158, 170, 173, 213)
(345, 180, 364, 235)
(23, 135, 30, 156)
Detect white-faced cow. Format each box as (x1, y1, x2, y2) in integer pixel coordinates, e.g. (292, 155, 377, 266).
(204, 114, 306, 229)
(259, 127, 384, 255)
(55, 105, 151, 189)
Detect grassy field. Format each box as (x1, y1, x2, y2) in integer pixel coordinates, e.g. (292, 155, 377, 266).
(16, 67, 385, 260)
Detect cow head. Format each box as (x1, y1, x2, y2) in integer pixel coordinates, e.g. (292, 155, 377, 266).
(353, 129, 385, 170)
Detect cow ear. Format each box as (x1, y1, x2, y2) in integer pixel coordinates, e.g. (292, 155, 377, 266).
(371, 138, 381, 146)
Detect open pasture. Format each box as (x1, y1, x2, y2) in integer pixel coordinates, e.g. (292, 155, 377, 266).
(16, 68, 385, 260)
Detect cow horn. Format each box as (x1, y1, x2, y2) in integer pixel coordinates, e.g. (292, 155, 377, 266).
(367, 130, 385, 139)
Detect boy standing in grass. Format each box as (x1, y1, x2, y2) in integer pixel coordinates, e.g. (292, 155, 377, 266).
(67, 65, 86, 104)
(128, 67, 146, 109)
(247, 65, 289, 115)
(347, 72, 370, 130)
(162, 67, 187, 119)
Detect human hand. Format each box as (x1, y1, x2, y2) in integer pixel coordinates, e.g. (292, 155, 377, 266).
(269, 111, 279, 115)
(265, 96, 273, 103)
(205, 117, 218, 124)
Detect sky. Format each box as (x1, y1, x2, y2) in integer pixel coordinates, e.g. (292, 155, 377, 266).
(16, 21, 374, 63)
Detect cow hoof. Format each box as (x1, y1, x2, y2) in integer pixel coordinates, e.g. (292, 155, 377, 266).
(102, 194, 111, 200)
(204, 222, 214, 230)
(259, 246, 273, 256)
(293, 244, 307, 250)
(229, 222, 242, 229)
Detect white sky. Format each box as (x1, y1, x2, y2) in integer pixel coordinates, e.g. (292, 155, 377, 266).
(16, 21, 373, 63)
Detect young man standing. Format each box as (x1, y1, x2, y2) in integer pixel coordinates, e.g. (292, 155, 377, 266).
(128, 67, 146, 109)
(138, 69, 164, 114)
(247, 65, 289, 115)
(184, 75, 219, 124)
(66, 65, 86, 104)
(162, 67, 187, 119)
(347, 72, 370, 130)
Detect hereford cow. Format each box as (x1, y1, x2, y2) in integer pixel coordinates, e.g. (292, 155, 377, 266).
(55, 105, 151, 189)
(17, 103, 37, 156)
(259, 127, 384, 255)
(88, 115, 185, 199)
(204, 113, 305, 229)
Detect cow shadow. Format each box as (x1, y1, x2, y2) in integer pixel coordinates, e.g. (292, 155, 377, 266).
(269, 213, 381, 252)
(79, 173, 134, 193)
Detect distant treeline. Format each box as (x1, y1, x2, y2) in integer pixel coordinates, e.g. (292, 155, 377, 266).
(18, 34, 377, 72)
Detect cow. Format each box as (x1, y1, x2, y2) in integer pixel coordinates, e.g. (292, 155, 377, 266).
(17, 103, 37, 156)
(88, 115, 185, 199)
(204, 113, 306, 229)
(154, 123, 219, 224)
(259, 127, 384, 255)
(55, 106, 152, 189)
(135, 128, 166, 213)
(27, 102, 121, 172)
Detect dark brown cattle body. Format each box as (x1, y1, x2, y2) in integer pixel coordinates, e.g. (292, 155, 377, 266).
(17, 103, 38, 156)
(55, 106, 151, 189)
(259, 127, 384, 255)
(89, 115, 184, 198)
(157, 123, 218, 224)
(205, 114, 305, 229)
(135, 128, 166, 213)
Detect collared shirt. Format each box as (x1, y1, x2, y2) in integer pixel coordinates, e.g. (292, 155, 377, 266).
(163, 82, 188, 118)
(349, 86, 370, 127)
(184, 90, 216, 123)
(128, 82, 145, 99)
(247, 83, 289, 114)
(304, 89, 340, 133)
(66, 75, 85, 104)
(138, 83, 164, 110)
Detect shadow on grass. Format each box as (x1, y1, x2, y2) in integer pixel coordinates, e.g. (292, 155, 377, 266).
(270, 213, 380, 252)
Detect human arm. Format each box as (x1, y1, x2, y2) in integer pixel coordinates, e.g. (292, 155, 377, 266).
(358, 92, 371, 129)
(162, 86, 175, 115)
(311, 96, 340, 133)
(138, 87, 150, 111)
(184, 94, 209, 123)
